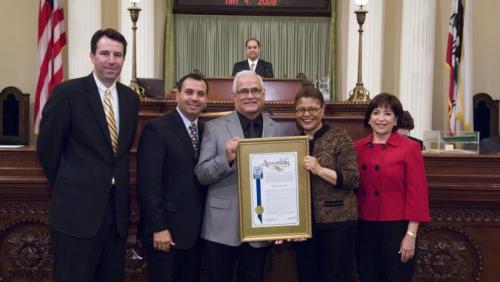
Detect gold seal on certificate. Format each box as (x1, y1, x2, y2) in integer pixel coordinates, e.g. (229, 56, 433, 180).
(237, 136, 312, 242)
(255, 206, 264, 215)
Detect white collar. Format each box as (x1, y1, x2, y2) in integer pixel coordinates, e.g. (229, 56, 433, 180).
(248, 58, 259, 65)
(176, 107, 198, 130)
(93, 73, 117, 93)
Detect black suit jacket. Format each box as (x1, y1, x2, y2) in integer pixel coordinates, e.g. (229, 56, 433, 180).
(37, 73, 140, 239)
(137, 110, 206, 249)
(480, 135, 500, 153)
(231, 59, 274, 78)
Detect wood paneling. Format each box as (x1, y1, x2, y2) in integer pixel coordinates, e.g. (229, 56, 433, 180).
(167, 78, 304, 101)
(136, 98, 369, 146)
(1, 97, 499, 281)
(204, 77, 304, 101)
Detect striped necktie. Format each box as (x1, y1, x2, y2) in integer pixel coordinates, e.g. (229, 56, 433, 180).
(189, 121, 199, 158)
(104, 89, 118, 154)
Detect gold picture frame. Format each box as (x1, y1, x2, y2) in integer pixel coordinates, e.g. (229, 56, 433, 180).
(237, 136, 312, 242)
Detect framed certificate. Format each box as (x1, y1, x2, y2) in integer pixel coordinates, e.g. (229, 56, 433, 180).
(237, 136, 312, 242)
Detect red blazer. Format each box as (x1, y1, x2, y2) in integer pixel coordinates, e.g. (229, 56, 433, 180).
(355, 132, 430, 222)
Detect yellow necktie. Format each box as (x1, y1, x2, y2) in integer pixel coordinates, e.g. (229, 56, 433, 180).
(104, 89, 118, 154)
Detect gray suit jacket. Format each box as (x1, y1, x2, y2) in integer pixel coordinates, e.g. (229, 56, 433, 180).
(195, 111, 287, 247)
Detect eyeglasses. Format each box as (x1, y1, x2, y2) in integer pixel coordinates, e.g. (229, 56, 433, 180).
(295, 107, 321, 115)
(236, 87, 263, 95)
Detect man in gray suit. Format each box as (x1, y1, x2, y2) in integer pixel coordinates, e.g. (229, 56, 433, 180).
(195, 70, 287, 282)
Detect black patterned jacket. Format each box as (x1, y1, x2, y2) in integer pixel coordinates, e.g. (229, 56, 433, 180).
(308, 125, 359, 228)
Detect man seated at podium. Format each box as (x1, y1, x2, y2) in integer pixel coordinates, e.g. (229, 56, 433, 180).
(232, 39, 274, 78)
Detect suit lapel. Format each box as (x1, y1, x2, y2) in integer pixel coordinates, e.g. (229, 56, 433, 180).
(171, 110, 197, 160)
(262, 115, 275, 137)
(224, 112, 245, 138)
(116, 83, 135, 155)
(224, 112, 273, 138)
(255, 61, 263, 74)
(197, 120, 204, 145)
(84, 74, 113, 151)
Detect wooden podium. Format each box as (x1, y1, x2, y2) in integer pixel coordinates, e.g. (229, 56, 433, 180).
(167, 77, 304, 101)
(142, 77, 369, 146)
(206, 77, 304, 101)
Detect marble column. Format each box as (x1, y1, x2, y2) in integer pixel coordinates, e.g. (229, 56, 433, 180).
(68, 0, 101, 79)
(398, 0, 436, 139)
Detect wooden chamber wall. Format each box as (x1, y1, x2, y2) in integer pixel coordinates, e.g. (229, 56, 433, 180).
(1, 81, 499, 281)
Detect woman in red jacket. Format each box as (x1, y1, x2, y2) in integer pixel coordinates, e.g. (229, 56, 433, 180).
(355, 93, 430, 281)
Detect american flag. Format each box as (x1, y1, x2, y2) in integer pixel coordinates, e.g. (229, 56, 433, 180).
(34, 0, 66, 134)
(446, 0, 473, 133)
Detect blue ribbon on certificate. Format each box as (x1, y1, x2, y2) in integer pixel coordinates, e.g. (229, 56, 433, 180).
(253, 165, 264, 223)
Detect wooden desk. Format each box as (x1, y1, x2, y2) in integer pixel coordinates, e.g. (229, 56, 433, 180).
(2, 93, 498, 281)
(1, 148, 499, 281)
(415, 153, 500, 282)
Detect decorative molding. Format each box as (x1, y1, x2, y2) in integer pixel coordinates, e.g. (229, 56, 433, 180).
(416, 226, 483, 282)
(0, 203, 49, 216)
(0, 219, 52, 282)
(139, 98, 368, 115)
(398, 0, 436, 139)
(0, 202, 142, 223)
(124, 226, 147, 281)
(430, 209, 500, 224)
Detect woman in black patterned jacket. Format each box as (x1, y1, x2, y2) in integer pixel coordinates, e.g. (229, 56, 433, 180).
(293, 84, 359, 282)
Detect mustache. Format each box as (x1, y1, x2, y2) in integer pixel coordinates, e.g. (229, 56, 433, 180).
(241, 98, 258, 103)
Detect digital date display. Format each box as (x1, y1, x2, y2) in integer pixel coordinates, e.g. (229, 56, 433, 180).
(174, 0, 329, 16)
(224, 0, 279, 7)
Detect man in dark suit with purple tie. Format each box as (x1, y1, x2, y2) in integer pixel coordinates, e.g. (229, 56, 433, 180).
(232, 39, 274, 78)
(137, 72, 209, 282)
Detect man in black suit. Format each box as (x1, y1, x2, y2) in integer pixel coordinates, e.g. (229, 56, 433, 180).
(232, 38, 274, 78)
(480, 135, 500, 153)
(137, 72, 208, 282)
(37, 28, 139, 282)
